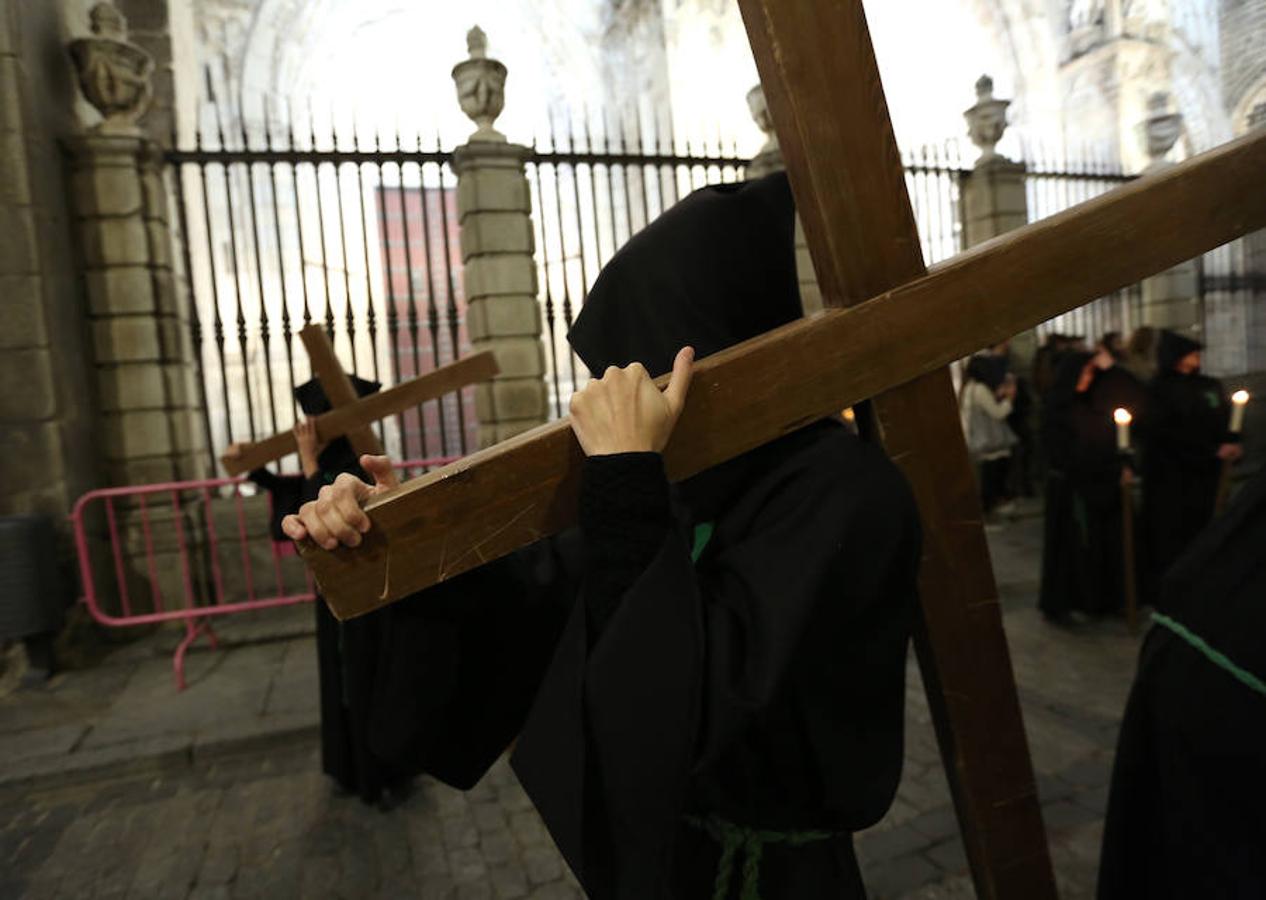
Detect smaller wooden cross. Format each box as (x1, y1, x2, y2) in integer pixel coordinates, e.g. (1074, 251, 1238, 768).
(220, 324, 498, 475)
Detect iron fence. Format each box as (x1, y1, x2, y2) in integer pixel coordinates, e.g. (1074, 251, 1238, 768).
(1200, 242, 1266, 376)
(525, 116, 749, 416)
(170, 101, 1257, 470)
(168, 105, 471, 473)
(1023, 150, 1143, 345)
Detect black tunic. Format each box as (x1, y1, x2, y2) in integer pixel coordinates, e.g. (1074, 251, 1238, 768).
(1098, 468, 1266, 898)
(371, 173, 921, 898)
(1039, 354, 1145, 618)
(377, 423, 919, 899)
(1139, 369, 1232, 610)
(249, 459, 415, 802)
(249, 369, 421, 804)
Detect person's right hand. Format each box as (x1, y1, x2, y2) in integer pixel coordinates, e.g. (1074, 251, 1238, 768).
(281, 455, 400, 549)
(1217, 443, 1245, 463)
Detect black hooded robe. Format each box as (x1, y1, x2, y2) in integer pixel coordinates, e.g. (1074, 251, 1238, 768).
(1039, 354, 1145, 619)
(371, 173, 921, 898)
(1139, 331, 1234, 610)
(250, 375, 420, 803)
(1098, 468, 1266, 898)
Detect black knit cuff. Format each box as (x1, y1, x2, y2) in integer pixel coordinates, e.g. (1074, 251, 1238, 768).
(579, 453, 673, 643)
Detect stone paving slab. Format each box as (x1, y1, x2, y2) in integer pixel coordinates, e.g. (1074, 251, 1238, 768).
(0, 517, 1145, 898)
(0, 605, 319, 791)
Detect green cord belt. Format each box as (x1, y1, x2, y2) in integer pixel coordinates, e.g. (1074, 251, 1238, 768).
(683, 814, 841, 900)
(1151, 612, 1266, 698)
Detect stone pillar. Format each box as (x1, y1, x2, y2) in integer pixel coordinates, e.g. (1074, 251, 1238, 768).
(960, 76, 1036, 367)
(0, 0, 105, 537)
(452, 28, 548, 448)
(65, 145, 205, 486)
(61, 4, 207, 615)
(1137, 93, 1201, 340)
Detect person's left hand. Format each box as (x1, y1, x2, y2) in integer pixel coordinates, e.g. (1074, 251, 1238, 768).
(569, 347, 695, 456)
(294, 419, 322, 457)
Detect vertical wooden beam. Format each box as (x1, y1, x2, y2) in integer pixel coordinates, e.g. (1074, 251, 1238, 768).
(299, 324, 384, 459)
(738, 2, 1057, 896)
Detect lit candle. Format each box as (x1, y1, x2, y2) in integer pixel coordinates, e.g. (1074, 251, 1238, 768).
(1230, 390, 1250, 434)
(1114, 408, 1133, 451)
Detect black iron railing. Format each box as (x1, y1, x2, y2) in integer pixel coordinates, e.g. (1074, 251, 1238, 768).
(171, 102, 1257, 467)
(168, 106, 470, 471)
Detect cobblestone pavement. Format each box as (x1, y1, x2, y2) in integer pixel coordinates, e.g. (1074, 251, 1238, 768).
(0, 514, 1144, 898)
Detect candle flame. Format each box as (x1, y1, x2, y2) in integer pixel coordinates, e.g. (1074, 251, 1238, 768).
(843, 407, 856, 422)
(1114, 408, 1133, 426)
(1232, 390, 1250, 406)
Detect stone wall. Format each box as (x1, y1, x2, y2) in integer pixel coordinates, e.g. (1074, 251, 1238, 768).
(1221, 0, 1266, 127)
(0, 0, 100, 543)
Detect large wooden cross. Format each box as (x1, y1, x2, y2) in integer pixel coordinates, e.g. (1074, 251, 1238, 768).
(296, 3, 1266, 895)
(221, 324, 498, 475)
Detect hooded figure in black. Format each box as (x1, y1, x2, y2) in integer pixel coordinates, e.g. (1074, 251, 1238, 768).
(242, 374, 381, 541)
(1038, 348, 1145, 621)
(1139, 330, 1236, 609)
(245, 375, 418, 806)
(362, 172, 921, 899)
(1098, 467, 1266, 898)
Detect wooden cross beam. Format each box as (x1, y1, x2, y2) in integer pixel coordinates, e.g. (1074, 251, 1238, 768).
(301, 324, 386, 458)
(220, 324, 498, 475)
(299, 129, 1266, 615)
(742, 3, 1046, 895)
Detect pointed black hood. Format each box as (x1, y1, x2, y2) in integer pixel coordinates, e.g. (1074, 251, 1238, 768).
(566, 172, 835, 520)
(293, 373, 382, 474)
(567, 172, 802, 378)
(1156, 329, 1203, 374)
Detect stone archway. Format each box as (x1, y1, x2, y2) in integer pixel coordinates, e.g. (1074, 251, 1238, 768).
(201, 0, 612, 144)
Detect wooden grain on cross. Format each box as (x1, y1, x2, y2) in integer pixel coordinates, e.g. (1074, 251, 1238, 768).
(220, 349, 499, 475)
(740, 1, 1048, 894)
(298, 128, 1266, 618)
(300, 324, 386, 460)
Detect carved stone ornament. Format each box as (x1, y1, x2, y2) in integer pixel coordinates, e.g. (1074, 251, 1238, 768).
(1065, 0, 1106, 58)
(452, 26, 507, 143)
(1067, 0, 1105, 31)
(745, 83, 783, 177)
(964, 75, 1010, 163)
(68, 2, 154, 135)
(1143, 91, 1183, 167)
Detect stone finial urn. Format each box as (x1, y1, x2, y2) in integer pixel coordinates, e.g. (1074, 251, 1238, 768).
(1142, 92, 1183, 168)
(745, 83, 783, 178)
(452, 26, 507, 142)
(68, 2, 154, 135)
(964, 74, 1010, 163)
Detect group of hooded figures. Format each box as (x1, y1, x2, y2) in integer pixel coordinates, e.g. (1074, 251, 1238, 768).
(1033, 328, 1243, 621)
(962, 325, 1244, 622)
(241, 172, 1263, 898)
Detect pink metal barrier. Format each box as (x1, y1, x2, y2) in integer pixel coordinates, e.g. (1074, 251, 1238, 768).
(70, 457, 458, 690)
